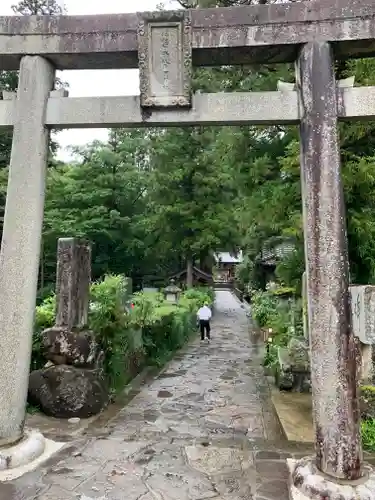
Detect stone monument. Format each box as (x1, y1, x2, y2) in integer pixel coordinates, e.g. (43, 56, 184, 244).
(350, 285, 375, 383)
(28, 238, 108, 418)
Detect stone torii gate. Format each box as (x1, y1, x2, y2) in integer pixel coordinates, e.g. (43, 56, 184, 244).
(1, 0, 375, 496)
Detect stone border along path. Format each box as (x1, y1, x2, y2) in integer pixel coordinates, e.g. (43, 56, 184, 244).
(2, 290, 313, 500)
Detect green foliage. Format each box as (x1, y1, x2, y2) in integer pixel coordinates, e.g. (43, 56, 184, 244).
(128, 288, 212, 366)
(0, 0, 67, 246)
(251, 290, 278, 328)
(359, 385, 375, 451)
(41, 131, 182, 287)
(131, 290, 165, 327)
(361, 419, 375, 452)
(89, 275, 136, 392)
(147, 127, 240, 274)
(251, 289, 303, 368)
(179, 287, 214, 311)
(33, 295, 56, 371)
(139, 304, 195, 366)
(33, 277, 210, 394)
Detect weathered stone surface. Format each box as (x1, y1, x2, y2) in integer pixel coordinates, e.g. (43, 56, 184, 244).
(275, 368, 293, 391)
(275, 338, 310, 393)
(286, 338, 309, 372)
(288, 457, 375, 500)
(360, 385, 375, 419)
(351, 285, 375, 345)
(297, 41, 362, 479)
(138, 11, 192, 108)
(185, 445, 253, 475)
(28, 365, 108, 419)
(0, 56, 55, 445)
(5, 291, 292, 499)
(55, 238, 91, 330)
(42, 327, 98, 367)
(212, 471, 255, 500)
(1, 1, 375, 71)
(302, 272, 308, 342)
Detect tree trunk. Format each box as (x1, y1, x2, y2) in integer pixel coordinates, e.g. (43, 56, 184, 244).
(186, 257, 194, 288)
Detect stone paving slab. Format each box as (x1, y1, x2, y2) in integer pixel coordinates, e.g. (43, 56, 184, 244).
(0, 291, 301, 500)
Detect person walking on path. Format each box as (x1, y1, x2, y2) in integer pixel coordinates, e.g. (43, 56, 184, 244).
(197, 302, 212, 343)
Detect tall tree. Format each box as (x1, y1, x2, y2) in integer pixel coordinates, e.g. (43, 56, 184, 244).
(11, 0, 65, 15)
(176, 0, 375, 291)
(0, 0, 67, 168)
(40, 130, 176, 289)
(148, 127, 239, 287)
(0, 0, 67, 246)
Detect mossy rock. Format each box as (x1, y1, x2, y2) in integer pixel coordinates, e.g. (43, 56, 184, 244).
(288, 337, 310, 372)
(360, 385, 375, 419)
(278, 346, 291, 371)
(274, 365, 293, 390)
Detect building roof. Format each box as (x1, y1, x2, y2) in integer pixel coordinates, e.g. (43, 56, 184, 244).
(258, 241, 295, 265)
(170, 266, 213, 283)
(214, 251, 243, 264)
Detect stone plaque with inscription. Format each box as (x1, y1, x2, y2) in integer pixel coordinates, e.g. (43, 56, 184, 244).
(137, 11, 192, 108)
(350, 285, 375, 344)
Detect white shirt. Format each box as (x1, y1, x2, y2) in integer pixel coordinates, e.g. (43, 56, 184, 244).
(197, 306, 212, 321)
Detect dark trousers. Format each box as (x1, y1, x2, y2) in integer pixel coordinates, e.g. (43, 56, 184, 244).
(199, 320, 211, 340)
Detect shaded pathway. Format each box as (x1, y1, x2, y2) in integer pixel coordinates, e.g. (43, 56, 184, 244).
(4, 291, 307, 500)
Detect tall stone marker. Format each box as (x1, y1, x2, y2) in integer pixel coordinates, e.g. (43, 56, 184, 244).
(55, 238, 91, 330)
(28, 238, 108, 419)
(351, 285, 375, 382)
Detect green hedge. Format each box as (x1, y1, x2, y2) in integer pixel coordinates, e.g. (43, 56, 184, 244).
(33, 275, 213, 395)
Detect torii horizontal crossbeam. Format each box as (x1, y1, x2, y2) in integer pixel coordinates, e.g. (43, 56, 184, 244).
(0, 0, 375, 70)
(0, 87, 374, 129)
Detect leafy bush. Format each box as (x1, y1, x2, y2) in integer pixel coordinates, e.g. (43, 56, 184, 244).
(360, 385, 375, 452)
(32, 275, 209, 395)
(179, 287, 214, 312)
(90, 275, 137, 393)
(251, 288, 303, 368)
(361, 419, 375, 452)
(131, 290, 165, 326)
(251, 290, 278, 328)
(129, 290, 200, 366)
(32, 295, 55, 370)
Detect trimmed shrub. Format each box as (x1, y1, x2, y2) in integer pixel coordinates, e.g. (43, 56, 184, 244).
(33, 275, 211, 395)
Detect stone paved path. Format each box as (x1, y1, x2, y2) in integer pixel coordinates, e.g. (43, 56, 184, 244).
(2, 291, 311, 500)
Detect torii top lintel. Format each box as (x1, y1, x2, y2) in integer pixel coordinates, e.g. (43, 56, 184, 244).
(0, 0, 374, 71)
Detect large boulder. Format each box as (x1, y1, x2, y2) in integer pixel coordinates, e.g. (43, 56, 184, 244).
(28, 365, 108, 418)
(43, 327, 98, 367)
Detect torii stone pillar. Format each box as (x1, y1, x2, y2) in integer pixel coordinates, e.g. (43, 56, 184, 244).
(0, 56, 54, 461)
(288, 41, 375, 499)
